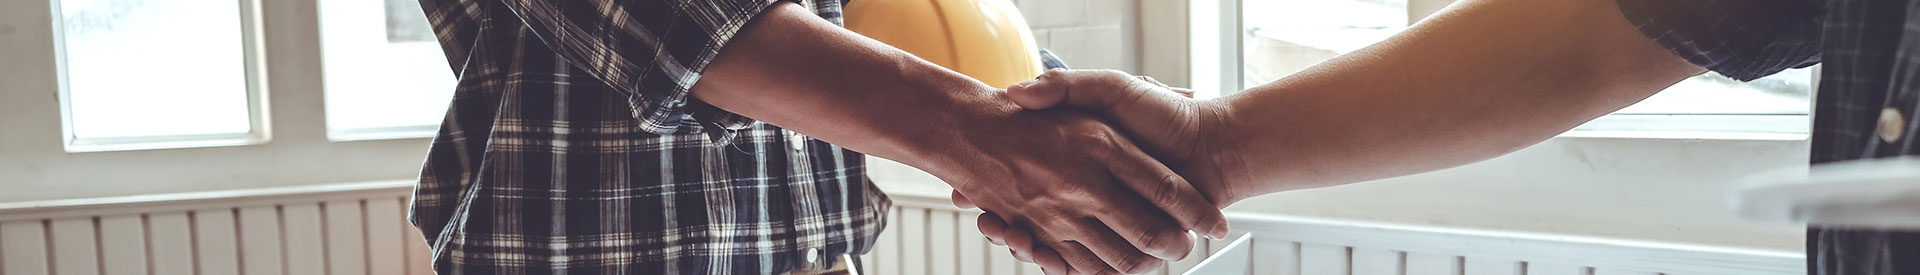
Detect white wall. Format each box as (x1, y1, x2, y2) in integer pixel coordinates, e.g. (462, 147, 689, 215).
(1014, 0, 1140, 72)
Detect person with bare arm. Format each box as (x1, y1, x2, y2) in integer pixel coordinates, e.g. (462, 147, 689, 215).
(967, 0, 1920, 273)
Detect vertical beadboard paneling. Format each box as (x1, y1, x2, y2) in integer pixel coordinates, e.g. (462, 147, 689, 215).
(1352, 247, 1400, 275)
(900, 208, 930, 275)
(1251, 238, 1300, 275)
(148, 212, 195, 275)
(364, 198, 406, 275)
(239, 206, 286, 275)
(97, 214, 147, 275)
(1464, 258, 1522, 275)
(871, 207, 900, 275)
(1, 220, 50, 275)
(929, 211, 958, 275)
(323, 200, 368, 275)
(283, 203, 327, 275)
(1525, 262, 1588, 275)
(197, 209, 243, 275)
(0, 183, 421, 275)
(957, 212, 988, 275)
(1298, 243, 1349, 275)
(1406, 252, 1462, 275)
(49, 217, 101, 275)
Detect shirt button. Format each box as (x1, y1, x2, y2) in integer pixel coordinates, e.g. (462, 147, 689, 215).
(805, 248, 820, 263)
(1879, 108, 1906, 144)
(788, 130, 809, 152)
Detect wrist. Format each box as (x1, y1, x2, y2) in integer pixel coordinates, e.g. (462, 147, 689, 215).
(1190, 98, 1254, 207)
(884, 85, 1025, 190)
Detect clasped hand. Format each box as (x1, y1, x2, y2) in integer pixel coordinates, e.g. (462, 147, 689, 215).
(944, 69, 1238, 275)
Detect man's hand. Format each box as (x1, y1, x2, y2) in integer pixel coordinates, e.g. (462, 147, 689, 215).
(932, 103, 1229, 275)
(951, 69, 1243, 274)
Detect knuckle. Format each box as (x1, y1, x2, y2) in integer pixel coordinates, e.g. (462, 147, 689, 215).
(1132, 230, 1168, 255)
(1150, 174, 1184, 205)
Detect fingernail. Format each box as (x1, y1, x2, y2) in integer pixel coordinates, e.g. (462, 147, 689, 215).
(1210, 223, 1231, 240)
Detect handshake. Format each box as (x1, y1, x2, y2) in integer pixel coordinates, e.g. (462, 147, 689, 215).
(925, 69, 1249, 275)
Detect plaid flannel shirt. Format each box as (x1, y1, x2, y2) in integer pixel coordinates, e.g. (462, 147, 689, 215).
(408, 0, 889, 274)
(1614, 0, 1920, 274)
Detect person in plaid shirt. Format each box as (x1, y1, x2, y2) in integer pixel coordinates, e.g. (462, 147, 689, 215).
(973, 0, 1920, 274)
(408, 0, 1230, 274)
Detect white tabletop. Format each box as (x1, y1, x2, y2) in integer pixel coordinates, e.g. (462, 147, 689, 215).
(1730, 157, 1920, 228)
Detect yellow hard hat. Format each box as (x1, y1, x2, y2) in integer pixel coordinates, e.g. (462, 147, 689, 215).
(845, 0, 1046, 88)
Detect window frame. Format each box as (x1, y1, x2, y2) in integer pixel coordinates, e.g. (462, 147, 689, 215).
(0, 0, 435, 202)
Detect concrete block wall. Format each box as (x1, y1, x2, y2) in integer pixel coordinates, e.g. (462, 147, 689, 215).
(1013, 0, 1140, 73)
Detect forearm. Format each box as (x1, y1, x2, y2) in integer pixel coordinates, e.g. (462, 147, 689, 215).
(1206, 0, 1703, 203)
(691, 3, 1016, 183)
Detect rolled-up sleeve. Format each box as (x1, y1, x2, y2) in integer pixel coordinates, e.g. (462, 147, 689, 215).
(1614, 0, 1824, 81)
(498, 0, 788, 134)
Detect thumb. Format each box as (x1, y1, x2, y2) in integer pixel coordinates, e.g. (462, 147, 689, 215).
(1007, 69, 1144, 110)
(1007, 73, 1068, 110)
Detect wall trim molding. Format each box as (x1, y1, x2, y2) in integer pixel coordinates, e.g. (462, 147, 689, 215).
(0, 180, 413, 222)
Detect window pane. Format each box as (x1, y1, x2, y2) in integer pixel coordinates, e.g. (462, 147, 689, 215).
(319, 0, 455, 139)
(60, 0, 252, 139)
(1242, 0, 1406, 87)
(1616, 68, 1814, 115)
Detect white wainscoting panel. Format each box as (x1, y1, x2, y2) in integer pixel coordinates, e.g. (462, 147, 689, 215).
(874, 190, 1805, 275)
(0, 181, 1808, 275)
(0, 181, 431, 275)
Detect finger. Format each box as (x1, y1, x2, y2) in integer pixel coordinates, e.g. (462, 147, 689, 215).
(1104, 137, 1232, 240)
(952, 190, 978, 209)
(978, 213, 1010, 246)
(999, 220, 1038, 255)
(1065, 218, 1165, 274)
(1051, 240, 1122, 275)
(1088, 187, 1194, 261)
(1009, 69, 1163, 112)
(1031, 244, 1070, 275)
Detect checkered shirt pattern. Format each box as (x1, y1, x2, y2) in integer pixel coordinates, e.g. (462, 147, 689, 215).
(408, 0, 890, 274)
(1615, 0, 1920, 274)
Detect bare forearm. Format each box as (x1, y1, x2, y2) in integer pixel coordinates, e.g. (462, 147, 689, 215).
(691, 3, 1017, 181)
(1208, 0, 1703, 203)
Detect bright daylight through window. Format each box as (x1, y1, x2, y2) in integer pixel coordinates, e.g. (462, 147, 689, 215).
(58, 0, 255, 146)
(1239, 0, 1813, 135)
(319, 0, 456, 140)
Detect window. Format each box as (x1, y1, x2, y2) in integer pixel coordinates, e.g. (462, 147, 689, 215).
(318, 0, 456, 140)
(1191, 0, 1815, 137)
(55, 0, 264, 151)
(3, 0, 442, 201)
